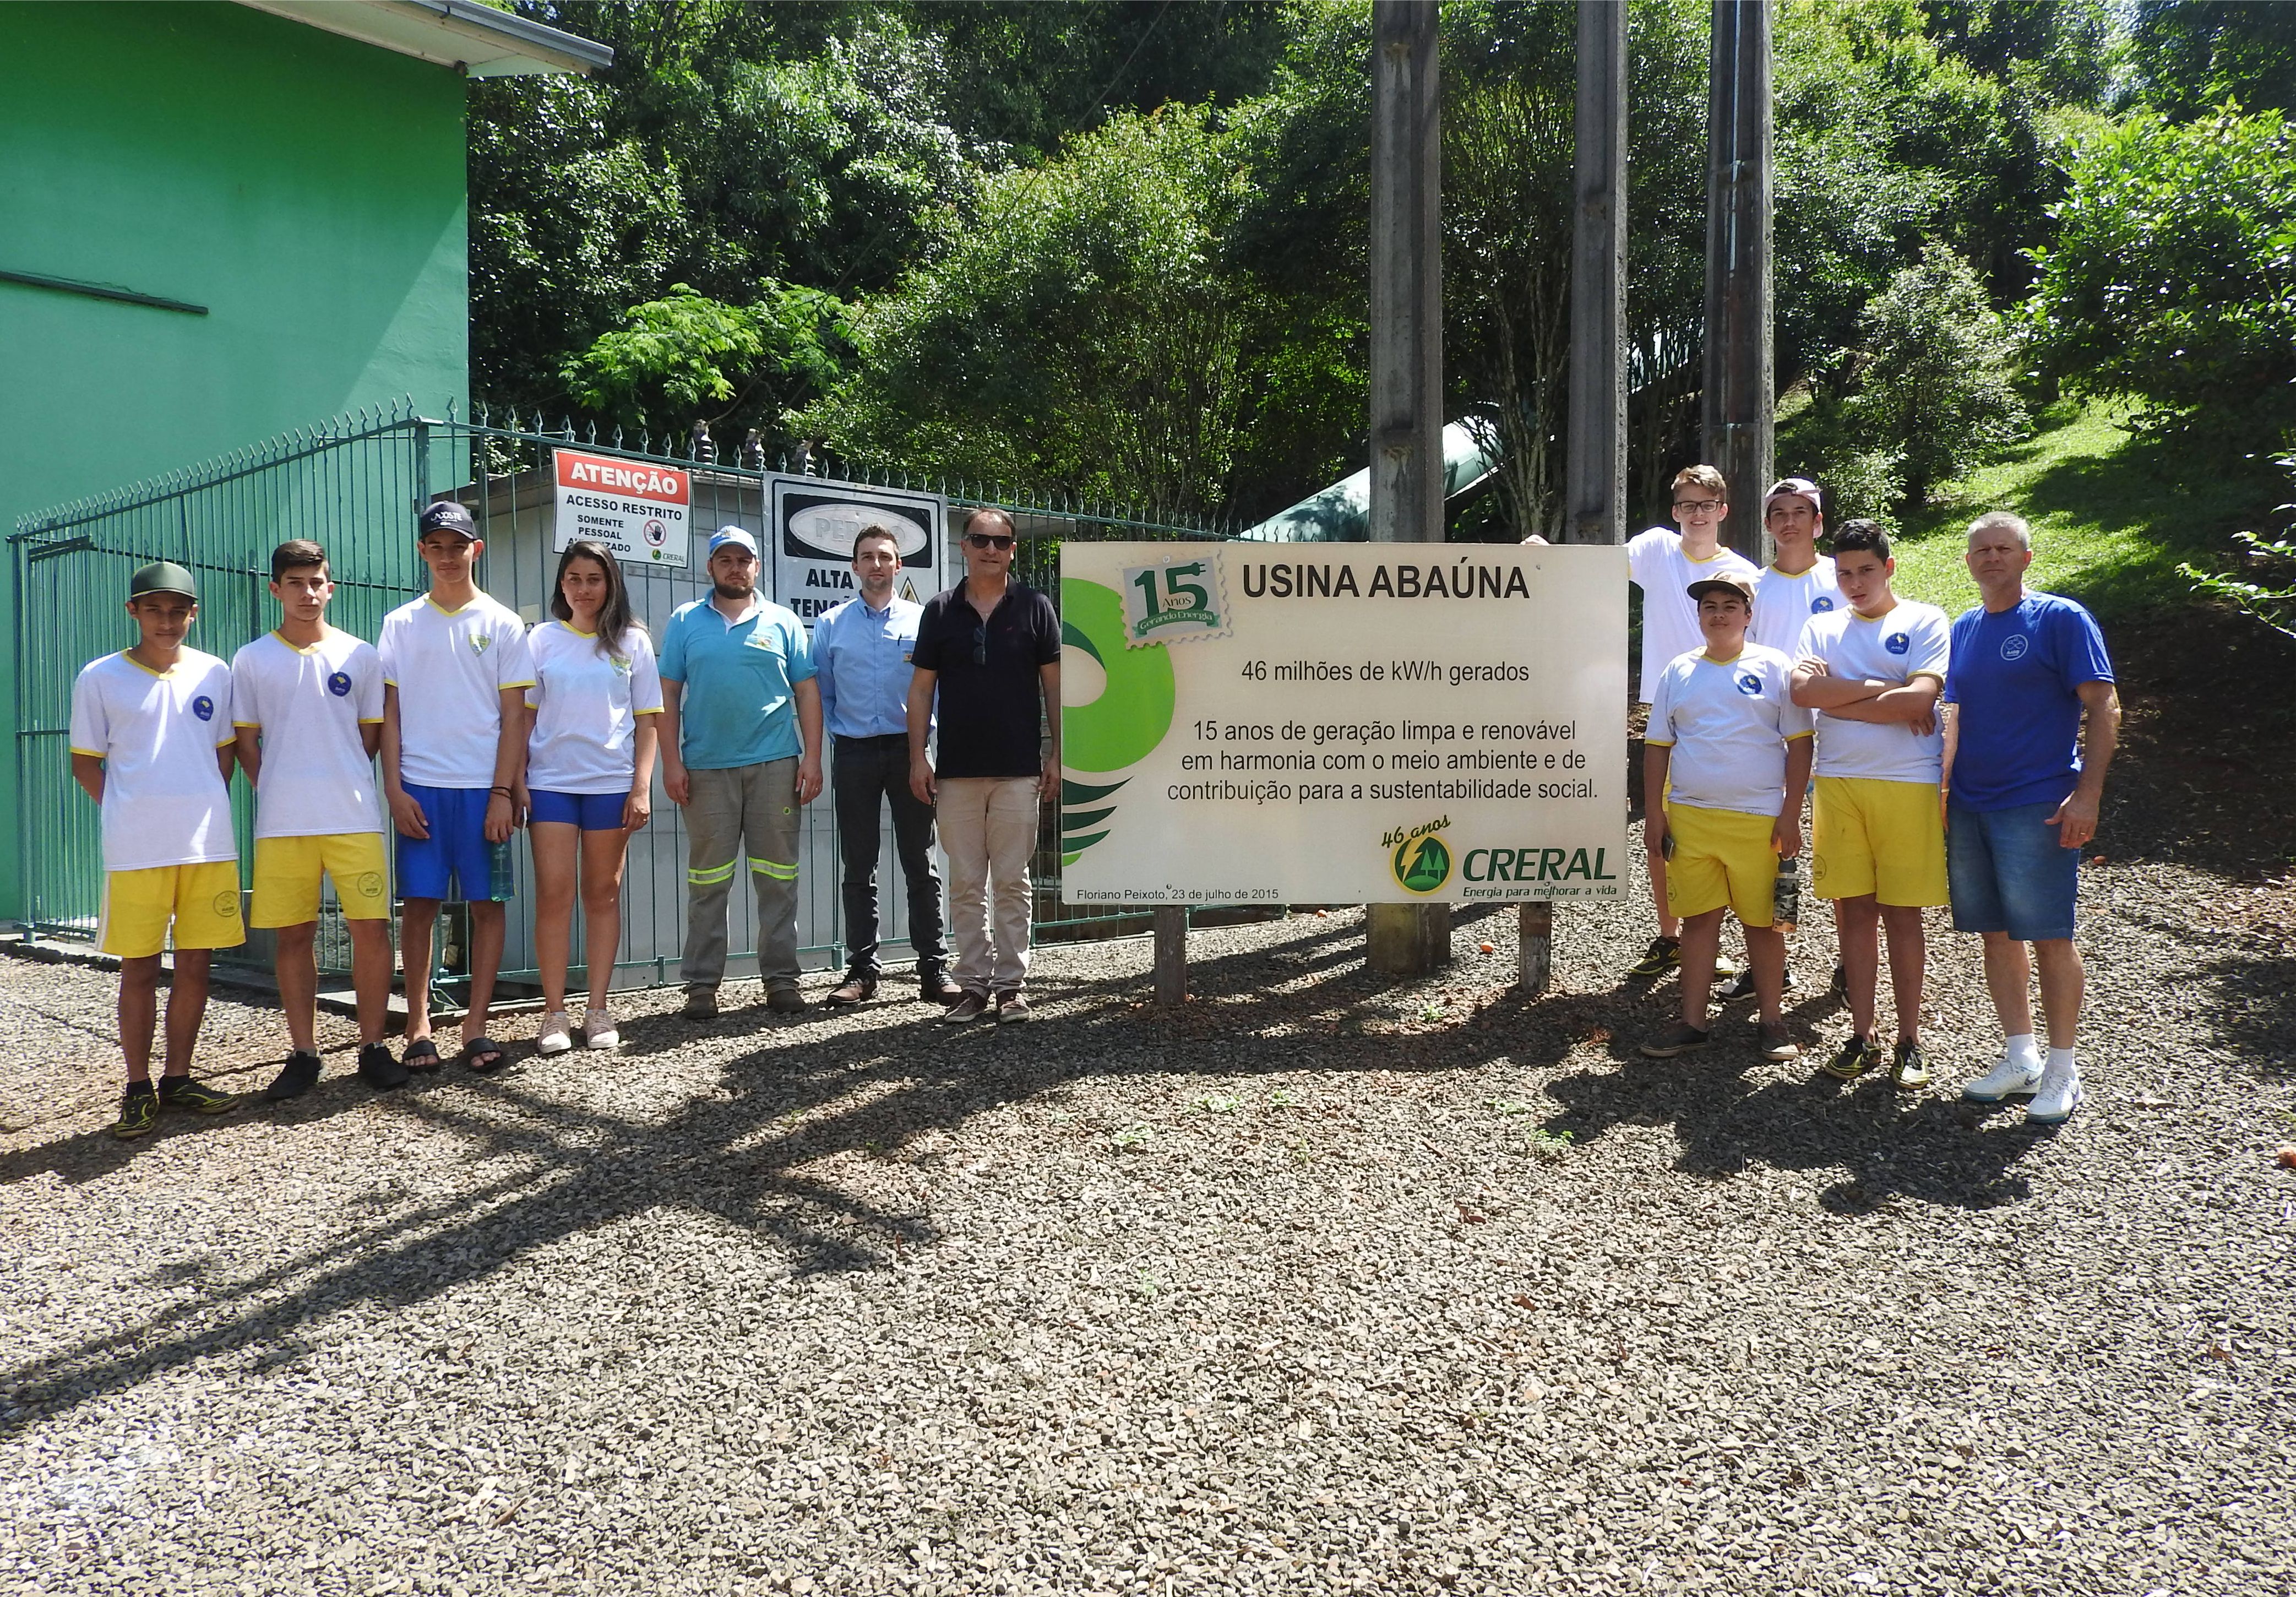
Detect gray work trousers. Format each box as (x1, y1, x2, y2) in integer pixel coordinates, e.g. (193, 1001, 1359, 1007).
(682, 759, 801, 993)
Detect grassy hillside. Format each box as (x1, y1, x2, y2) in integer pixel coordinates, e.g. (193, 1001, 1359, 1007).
(1884, 398, 2279, 628)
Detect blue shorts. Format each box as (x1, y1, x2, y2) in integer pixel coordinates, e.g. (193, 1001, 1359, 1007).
(529, 789, 627, 831)
(395, 784, 509, 902)
(1947, 797, 2080, 942)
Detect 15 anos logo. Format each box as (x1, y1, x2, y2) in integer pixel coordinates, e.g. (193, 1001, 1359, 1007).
(1382, 815, 1453, 895)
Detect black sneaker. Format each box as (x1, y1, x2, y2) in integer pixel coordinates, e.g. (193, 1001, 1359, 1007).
(156, 1075, 240, 1115)
(765, 987, 808, 1015)
(1820, 1035, 1882, 1080)
(113, 1083, 159, 1140)
(1627, 936, 1682, 977)
(1717, 966, 1796, 1004)
(1891, 1037, 1933, 1091)
(357, 1042, 409, 1089)
(263, 1051, 323, 1101)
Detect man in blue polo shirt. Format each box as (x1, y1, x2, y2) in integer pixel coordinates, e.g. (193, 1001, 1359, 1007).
(659, 527, 823, 1018)
(1944, 510, 2118, 1125)
(815, 525, 956, 1007)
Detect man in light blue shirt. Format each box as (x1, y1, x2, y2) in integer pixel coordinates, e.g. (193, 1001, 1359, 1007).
(815, 525, 955, 1006)
(659, 527, 822, 1017)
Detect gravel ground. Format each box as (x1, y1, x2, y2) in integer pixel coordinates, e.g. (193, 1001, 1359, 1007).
(4, 752, 2293, 1594)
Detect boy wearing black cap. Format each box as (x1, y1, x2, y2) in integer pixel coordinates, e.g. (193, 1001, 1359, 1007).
(68, 561, 246, 1139)
(377, 501, 536, 1073)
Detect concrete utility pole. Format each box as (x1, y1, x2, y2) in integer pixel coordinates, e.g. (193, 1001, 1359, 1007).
(1702, 0, 1775, 566)
(1524, 0, 1631, 993)
(1365, 0, 1450, 976)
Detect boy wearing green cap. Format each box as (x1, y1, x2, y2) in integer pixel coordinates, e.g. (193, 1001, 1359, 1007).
(68, 561, 246, 1139)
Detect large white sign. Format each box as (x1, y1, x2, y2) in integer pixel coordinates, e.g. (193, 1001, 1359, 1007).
(552, 448, 690, 569)
(767, 475, 948, 626)
(1060, 543, 1627, 905)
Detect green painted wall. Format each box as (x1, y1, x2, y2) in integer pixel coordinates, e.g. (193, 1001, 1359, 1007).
(0, 2, 469, 919)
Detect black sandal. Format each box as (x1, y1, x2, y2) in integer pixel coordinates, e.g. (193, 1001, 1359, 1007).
(459, 1036, 507, 1075)
(402, 1037, 444, 1074)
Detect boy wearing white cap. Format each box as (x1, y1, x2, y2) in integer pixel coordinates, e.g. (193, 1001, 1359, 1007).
(1638, 572, 1813, 1061)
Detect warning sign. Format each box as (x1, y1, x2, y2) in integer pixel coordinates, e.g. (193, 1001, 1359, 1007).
(552, 449, 691, 569)
(767, 475, 948, 626)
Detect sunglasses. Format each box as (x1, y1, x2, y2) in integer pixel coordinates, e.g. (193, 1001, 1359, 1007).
(965, 533, 1015, 551)
(972, 622, 988, 667)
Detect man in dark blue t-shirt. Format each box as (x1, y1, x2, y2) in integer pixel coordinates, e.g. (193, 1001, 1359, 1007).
(906, 507, 1062, 1025)
(1941, 510, 2119, 1126)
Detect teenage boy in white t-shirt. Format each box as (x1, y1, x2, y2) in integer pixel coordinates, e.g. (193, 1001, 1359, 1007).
(1789, 522, 1952, 1090)
(1638, 573, 1814, 1063)
(1625, 465, 1759, 979)
(68, 561, 245, 1140)
(377, 501, 536, 1075)
(232, 539, 400, 1099)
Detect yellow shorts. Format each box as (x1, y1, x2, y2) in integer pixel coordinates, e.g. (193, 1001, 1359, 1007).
(1664, 802, 1780, 927)
(1812, 775, 1948, 907)
(251, 832, 392, 927)
(98, 861, 245, 959)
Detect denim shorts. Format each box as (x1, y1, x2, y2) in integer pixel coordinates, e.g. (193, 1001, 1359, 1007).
(529, 788, 627, 831)
(1946, 797, 2080, 942)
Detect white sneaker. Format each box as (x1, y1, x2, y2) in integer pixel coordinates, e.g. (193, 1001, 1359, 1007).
(1960, 1053, 2044, 1103)
(2026, 1060, 2082, 1125)
(536, 1011, 574, 1055)
(582, 1006, 620, 1051)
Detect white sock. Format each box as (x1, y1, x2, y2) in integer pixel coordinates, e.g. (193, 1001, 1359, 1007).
(2045, 1045, 2077, 1077)
(2005, 1033, 2041, 1066)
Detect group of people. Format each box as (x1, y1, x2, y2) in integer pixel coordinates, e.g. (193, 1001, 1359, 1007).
(69, 468, 2114, 1142)
(1615, 469, 2118, 1125)
(69, 501, 1058, 1139)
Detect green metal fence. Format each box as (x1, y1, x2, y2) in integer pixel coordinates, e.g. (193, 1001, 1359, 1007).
(12, 401, 1240, 983)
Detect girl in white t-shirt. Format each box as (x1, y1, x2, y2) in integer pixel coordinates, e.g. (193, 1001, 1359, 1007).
(522, 541, 663, 1053)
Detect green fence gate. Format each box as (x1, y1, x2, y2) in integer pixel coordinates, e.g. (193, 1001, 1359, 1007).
(12, 403, 1241, 987)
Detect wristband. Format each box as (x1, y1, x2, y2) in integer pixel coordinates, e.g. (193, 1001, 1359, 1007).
(488, 786, 512, 797)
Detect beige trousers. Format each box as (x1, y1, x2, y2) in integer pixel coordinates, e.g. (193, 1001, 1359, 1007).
(937, 776, 1037, 995)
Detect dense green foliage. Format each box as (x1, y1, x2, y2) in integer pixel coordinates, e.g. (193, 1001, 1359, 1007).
(465, 0, 2296, 551)
(2023, 108, 2296, 451)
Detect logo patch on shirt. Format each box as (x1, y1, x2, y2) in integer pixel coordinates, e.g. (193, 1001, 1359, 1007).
(191, 695, 215, 722)
(470, 633, 493, 656)
(1811, 596, 1835, 613)
(611, 655, 633, 676)
(327, 671, 353, 697)
(1737, 673, 1763, 697)
(1999, 634, 2031, 662)
(1885, 633, 1910, 655)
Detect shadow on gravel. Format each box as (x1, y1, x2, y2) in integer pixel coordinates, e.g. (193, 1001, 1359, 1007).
(0, 914, 1580, 1428)
(2191, 944, 2296, 1081)
(1537, 1057, 2048, 1213)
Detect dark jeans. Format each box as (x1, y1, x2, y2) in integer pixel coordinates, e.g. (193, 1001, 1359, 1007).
(831, 734, 948, 982)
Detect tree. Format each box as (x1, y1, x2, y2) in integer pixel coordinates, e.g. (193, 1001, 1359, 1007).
(798, 105, 1264, 516)
(2129, 0, 2296, 121)
(2022, 108, 2296, 450)
(558, 281, 851, 440)
(1840, 241, 2025, 506)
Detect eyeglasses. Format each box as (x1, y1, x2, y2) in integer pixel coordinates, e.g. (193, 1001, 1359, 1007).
(1672, 498, 1722, 514)
(965, 533, 1015, 551)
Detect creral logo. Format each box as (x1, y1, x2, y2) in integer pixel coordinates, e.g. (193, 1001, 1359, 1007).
(2000, 634, 2031, 662)
(191, 695, 215, 721)
(1736, 672, 1763, 697)
(327, 671, 353, 697)
(1811, 595, 1835, 612)
(1885, 632, 1910, 655)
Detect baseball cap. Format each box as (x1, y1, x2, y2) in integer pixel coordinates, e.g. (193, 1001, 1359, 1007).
(1685, 572, 1756, 605)
(1764, 477, 1822, 515)
(708, 526, 759, 558)
(128, 560, 199, 601)
(416, 500, 478, 540)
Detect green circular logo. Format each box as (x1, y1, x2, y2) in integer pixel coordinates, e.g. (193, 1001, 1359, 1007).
(213, 889, 240, 919)
(356, 872, 385, 899)
(1062, 579, 1176, 774)
(1392, 834, 1452, 895)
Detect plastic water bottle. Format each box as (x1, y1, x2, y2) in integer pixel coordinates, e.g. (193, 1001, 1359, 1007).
(487, 839, 516, 901)
(1772, 857, 1801, 933)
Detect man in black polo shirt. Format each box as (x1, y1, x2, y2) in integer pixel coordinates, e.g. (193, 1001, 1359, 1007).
(907, 507, 1062, 1024)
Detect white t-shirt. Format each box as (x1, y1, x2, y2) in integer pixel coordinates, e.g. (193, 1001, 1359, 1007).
(1627, 526, 1760, 704)
(1796, 598, 1951, 783)
(376, 591, 536, 789)
(1753, 556, 1852, 655)
(231, 629, 385, 839)
(1646, 643, 1814, 817)
(68, 649, 238, 872)
(524, 621, 665, 795)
